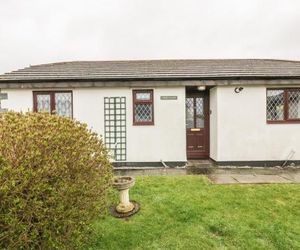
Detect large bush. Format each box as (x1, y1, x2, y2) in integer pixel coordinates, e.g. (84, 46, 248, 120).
(0, 112, 112, 249)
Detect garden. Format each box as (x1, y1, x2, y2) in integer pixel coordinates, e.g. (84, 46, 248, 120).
(89, 176, 300, 250)
(0, 112, 299, 250)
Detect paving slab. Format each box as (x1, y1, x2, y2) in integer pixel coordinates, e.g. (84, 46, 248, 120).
(232, 174, 293, 184)
(114, 168, 187, 176)
(294, 173, 300, 182)
(208, 174, 238, 184)
(209, 173, 298, 184)
(115, 167, 300, 184)
(278, 172, 300, 182)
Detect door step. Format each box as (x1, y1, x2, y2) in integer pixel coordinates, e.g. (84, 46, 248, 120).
(186, 160, 216, 174)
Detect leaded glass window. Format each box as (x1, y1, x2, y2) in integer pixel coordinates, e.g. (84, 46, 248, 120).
(133, 90, 154, 125)
(267, 90, 284, 121)
(36, 94, 51, 113)
(33, 91, 72, 118)
(55, 92, 72, 118)
(136, 92, 151, 101)
(186, 97, 205, 128)
(186, 97, 194, 128)
(267, 89, 300, 123)
(196, 97, 204, 128)
(135, 104, 152, 122)
(288, 90, 300, 119)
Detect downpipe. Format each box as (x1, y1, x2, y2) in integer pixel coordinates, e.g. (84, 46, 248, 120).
(160, 160, 170, 168)
(281, 150, 296, 168)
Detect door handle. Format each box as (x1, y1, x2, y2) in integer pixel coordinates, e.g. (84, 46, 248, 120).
(191, 128, 201, 132)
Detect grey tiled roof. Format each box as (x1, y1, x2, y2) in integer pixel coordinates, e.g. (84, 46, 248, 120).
(1, 59, 300, 82)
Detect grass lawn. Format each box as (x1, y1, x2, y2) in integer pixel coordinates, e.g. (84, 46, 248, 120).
(88, 176, 300, 250)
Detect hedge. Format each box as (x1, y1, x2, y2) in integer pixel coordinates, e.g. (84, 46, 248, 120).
(0, 112, 112, 249)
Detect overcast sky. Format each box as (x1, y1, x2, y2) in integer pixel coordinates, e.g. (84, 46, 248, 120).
(0, 0, 300, 74)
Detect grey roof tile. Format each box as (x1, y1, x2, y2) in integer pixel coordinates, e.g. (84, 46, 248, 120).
(1, 59, 300, 82)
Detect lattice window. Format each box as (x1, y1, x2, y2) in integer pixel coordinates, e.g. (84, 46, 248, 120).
(267, 89, 300, 123)
(36, 94, 51, 113)
(135, 104, 152, 122)
(104, 97, 126, 161)
(196, 97, 204, 128)
(288, 90, 300, 119)
(34, 91, 72, 118)
(267, 90, 284, 121)
(55, 93, 72, 118)
(186, 97, 205, 128)
(133, 90, 154, 125)
(186, 98, 194, 128)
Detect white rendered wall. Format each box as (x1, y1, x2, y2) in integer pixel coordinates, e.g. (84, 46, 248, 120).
(4, 85, 300, 162)
(2, 87, 187, 163)
(73, 87, 186, 162)
(1, 89, 33, 112)
(209, 87, 218, 160)
(215, 85, 300, 162)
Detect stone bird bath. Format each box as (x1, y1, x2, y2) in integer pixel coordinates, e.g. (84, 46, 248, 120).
(110, 176, 139, 218)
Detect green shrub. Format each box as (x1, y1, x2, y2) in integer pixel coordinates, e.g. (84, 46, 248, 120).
(0, 112, 112, 249)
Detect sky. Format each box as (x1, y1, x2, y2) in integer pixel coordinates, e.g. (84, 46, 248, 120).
(0, 0, 300, 74)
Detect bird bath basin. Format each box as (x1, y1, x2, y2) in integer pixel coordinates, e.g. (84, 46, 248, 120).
(111, 176, 139, 218)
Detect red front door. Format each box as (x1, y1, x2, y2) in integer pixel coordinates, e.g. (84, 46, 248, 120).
(186, 92, 209, 159)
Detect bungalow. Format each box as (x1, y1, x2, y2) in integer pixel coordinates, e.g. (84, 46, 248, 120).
(0, 59, 300, 167)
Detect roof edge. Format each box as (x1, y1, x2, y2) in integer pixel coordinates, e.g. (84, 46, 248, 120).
(1, 75, 300, 84)
(1, 78, 300, 90)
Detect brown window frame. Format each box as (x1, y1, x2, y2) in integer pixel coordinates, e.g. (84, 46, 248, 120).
(267, 88, 300, 124)
(33, 91, 73, 118)
(133, 89, 154, 125)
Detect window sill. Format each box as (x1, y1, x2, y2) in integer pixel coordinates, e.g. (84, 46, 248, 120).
(133, 122, 154, 126)
(267, 120, 300, 124)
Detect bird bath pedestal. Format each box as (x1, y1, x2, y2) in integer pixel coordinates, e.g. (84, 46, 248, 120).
(111, 176, 140, 218)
